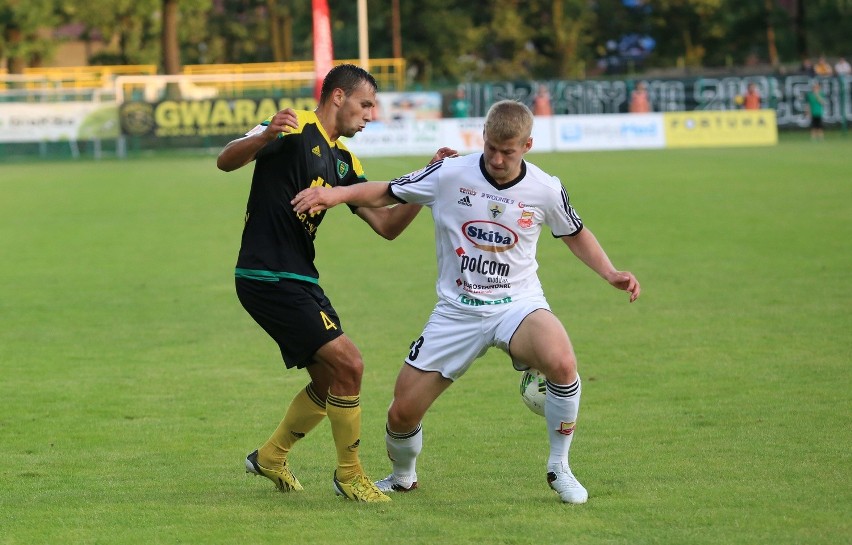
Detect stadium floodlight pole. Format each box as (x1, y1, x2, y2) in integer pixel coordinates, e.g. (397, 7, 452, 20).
(358, 0, 369, 71)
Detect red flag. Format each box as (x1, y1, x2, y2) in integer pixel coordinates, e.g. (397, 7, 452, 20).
(312, 0, 334, 102)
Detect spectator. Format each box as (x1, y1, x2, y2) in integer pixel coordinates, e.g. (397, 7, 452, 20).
(450, 87, 471, 118)
(743, 83, 761, 110)
(806, 82, 826, 141)
(834, 57, 851, 77)
(533, 84, 553, 116)
(800, 58, 815, 76)
(629, 81, 651, 113)
(814, 56, 833, 76)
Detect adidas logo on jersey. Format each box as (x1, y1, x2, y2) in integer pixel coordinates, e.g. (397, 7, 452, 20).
(457, 196, 472, 206)
(312, 146, 321, 157)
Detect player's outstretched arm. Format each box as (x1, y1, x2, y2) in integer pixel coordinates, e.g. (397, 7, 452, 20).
(562, 228, 641, 302)
(292, 182, 396, 216)
(355, 146, 459, 239)
(216, 109, 299, 172)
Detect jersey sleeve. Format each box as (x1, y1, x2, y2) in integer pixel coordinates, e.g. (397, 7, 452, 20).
(547, 180, 584, 237)
(388, 159, 444, 206)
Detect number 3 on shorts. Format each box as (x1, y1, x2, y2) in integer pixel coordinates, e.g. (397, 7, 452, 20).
(409, 336, 424, 360)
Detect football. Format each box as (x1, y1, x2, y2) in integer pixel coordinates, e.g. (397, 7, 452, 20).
(519, 370, 546, 416)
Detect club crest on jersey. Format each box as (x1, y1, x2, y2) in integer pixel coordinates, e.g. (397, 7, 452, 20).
(336, 159, 349, 178)
(462, 220, 518, 252)
(487, 201, 505, 219)
(517, 210, 535, 229)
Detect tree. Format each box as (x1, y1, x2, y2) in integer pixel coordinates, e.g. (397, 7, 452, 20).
(61, 0, 160, 65)
(549, 0, 597, 78)
(0, 0, 58, 73)
(162, 0, 179, 74)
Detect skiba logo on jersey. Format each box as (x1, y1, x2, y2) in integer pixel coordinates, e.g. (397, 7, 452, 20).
(462, 220, 518, 252)
(336, 159, 349, 178)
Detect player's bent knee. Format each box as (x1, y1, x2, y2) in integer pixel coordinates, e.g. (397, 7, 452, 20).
(543, 357, 578, 384)
(387, 404, 420, 433)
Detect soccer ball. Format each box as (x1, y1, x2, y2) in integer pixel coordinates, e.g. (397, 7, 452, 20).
(519, 370, 546, 416)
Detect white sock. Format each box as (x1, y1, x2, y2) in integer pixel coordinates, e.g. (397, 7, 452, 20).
(544, 377, 581, 468)
(385, 423, 422, 485)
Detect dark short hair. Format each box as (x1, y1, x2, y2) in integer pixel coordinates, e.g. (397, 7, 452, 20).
(319, 64, 378, 104)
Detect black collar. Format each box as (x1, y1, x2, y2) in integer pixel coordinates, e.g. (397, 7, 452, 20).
(479, 154, 526, 190)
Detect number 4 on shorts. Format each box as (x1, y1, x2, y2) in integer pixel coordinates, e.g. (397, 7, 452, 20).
(320, 311, 338, 330)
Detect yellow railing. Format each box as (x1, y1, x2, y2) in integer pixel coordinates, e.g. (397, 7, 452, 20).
(20, 65, 157, 90)
(182, 58, 407, 92)
(2, 59, 406, 95)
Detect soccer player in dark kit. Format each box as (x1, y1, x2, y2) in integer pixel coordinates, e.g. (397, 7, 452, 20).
(217, 63, 454, 502)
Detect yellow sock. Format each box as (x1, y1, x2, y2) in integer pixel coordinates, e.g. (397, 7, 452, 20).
(326, 392, 363, 481)
(257, 383, 326, 469)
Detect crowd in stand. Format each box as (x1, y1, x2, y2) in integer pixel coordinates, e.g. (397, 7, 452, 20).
(800, 55, 851, 77)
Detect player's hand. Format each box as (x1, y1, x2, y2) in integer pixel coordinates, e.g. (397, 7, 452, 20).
(292, 186, 340, 215)
(265, 108, 299, 139)
(427, 147, 459, 165)
(607, 271, 641, 303)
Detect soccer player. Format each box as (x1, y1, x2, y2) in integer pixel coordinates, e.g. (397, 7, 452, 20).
(216, 63, 455, 503)
(292, 100, 641, 504)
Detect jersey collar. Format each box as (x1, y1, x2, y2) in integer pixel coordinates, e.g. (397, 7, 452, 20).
(479, 154, 526, 190)
(309, 110, 337, 147)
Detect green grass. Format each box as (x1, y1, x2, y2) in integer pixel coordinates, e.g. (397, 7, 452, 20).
(1, 134, 850, 544)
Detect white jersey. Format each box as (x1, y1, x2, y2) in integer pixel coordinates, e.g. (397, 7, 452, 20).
(389, 153, 583, 311)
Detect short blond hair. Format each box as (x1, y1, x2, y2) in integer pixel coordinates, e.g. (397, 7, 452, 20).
(484, 100, 533, 143)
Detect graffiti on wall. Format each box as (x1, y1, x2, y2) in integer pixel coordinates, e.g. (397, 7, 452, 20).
(464, 75, 851, 128)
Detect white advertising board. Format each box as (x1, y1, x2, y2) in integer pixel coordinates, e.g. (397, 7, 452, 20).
(0, 102, 119, 142)
(553, 114, 665, 151)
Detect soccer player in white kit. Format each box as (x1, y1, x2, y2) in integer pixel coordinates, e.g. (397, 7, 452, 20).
(292, 100, 641, 504)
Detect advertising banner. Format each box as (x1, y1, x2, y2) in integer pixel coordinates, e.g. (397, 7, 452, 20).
(118, 97, 316, 137)
(375, 92, 442, 121)
(342, 119, 442, 157)
(664, 109, 778, 148)
(0, 102, 119, 142)
(554, 113, 665, 151)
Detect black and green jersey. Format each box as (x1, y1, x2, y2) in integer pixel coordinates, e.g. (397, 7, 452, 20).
(235, 110, 366, 284)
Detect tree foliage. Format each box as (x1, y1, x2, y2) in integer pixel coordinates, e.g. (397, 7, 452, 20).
(1, 0, 851, 79)
(0, 0, 59, 72)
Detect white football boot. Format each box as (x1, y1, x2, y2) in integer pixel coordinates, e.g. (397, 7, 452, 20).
(375, 473, 418, 493)
(547, 462, 588, 504)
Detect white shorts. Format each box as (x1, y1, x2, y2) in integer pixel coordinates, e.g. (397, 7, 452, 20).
(405, 298, 551, 381)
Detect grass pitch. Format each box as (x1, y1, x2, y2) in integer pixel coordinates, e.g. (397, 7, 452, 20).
(1, 134, 850, 544)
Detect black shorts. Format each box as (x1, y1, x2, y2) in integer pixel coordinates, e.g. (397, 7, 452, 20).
(235, 277, 344, 368)
(811, 116, 823, 129)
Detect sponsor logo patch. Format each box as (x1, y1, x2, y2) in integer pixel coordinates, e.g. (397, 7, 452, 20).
(462, 220, 518, 252)
(458, 196, 472, 207)
(458, 294, 512, 306)
(480, 192, 514, 205)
